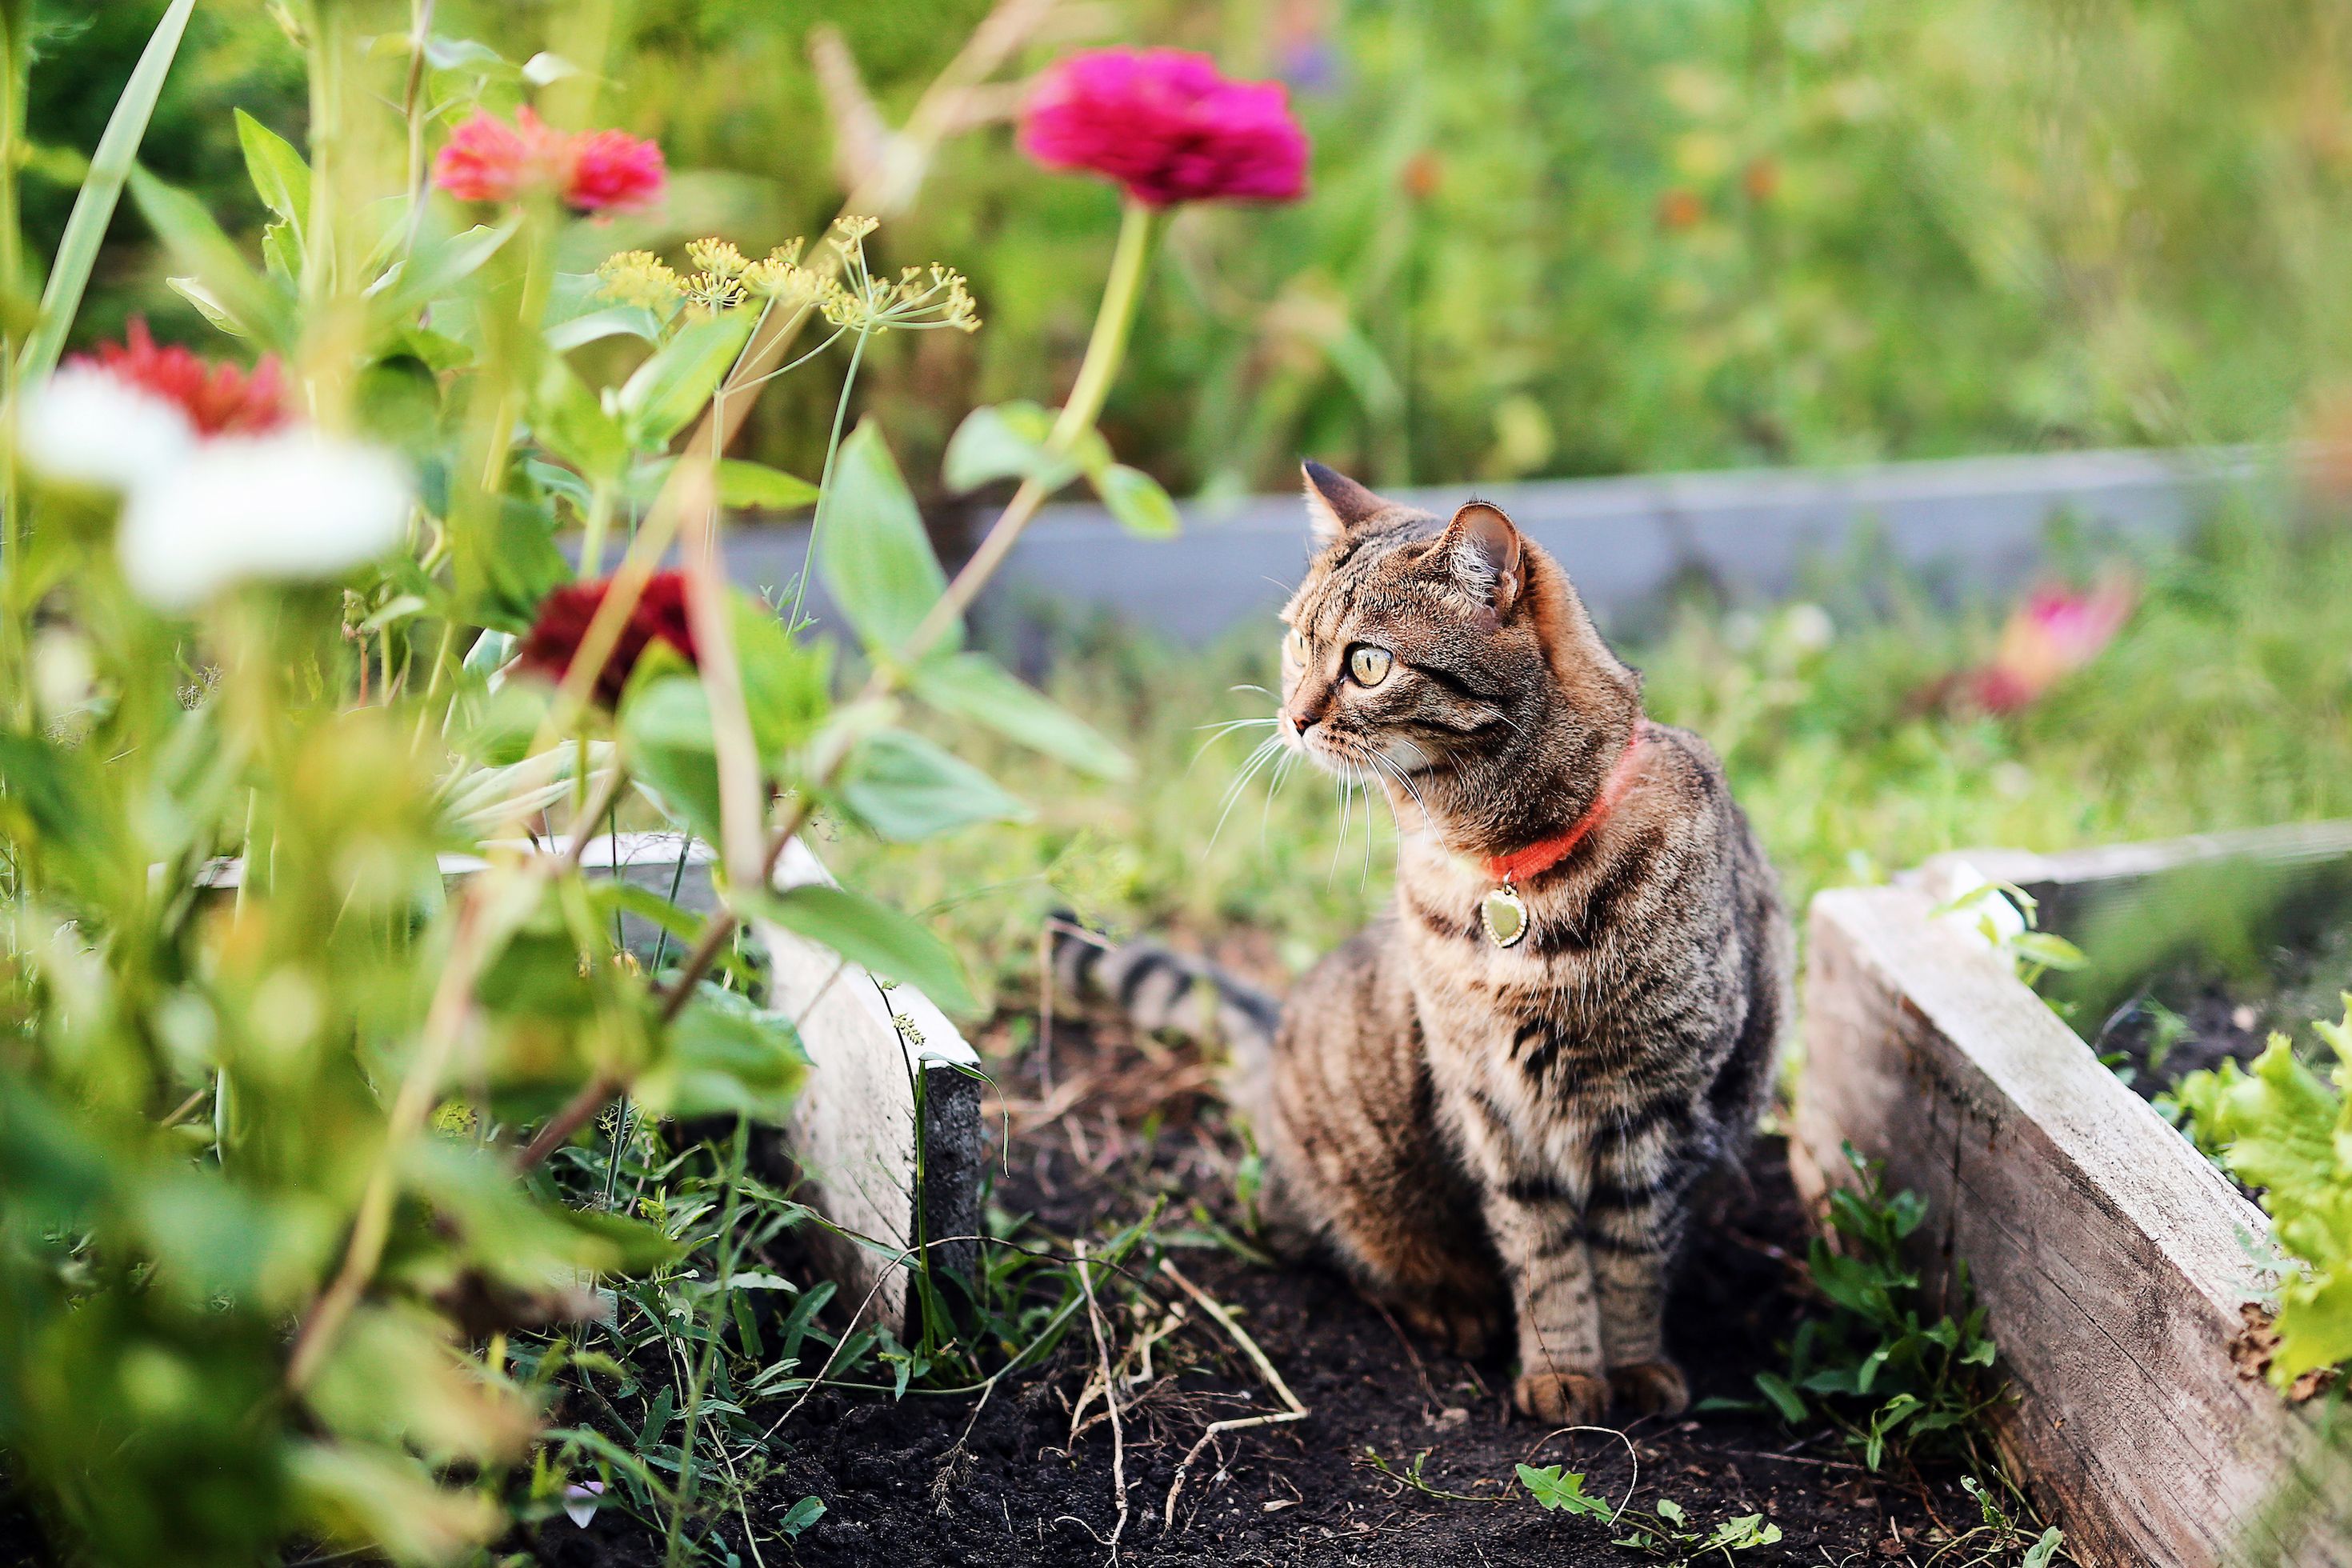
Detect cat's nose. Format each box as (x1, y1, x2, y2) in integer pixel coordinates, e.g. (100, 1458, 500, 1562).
(1286, 706, 1320, 735)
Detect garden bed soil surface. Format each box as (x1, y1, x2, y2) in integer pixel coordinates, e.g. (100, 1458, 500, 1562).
(538, 1002, 1990, 1568)
(2079, 913, 2352, 1102)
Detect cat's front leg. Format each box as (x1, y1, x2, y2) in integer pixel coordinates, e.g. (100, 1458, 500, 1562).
(1478, 1185, 1607, 1424)
(1588, 1141, 1694, 1417)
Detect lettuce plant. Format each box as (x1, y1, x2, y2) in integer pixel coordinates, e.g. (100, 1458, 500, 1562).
(2172, 1000, 2352, 1393)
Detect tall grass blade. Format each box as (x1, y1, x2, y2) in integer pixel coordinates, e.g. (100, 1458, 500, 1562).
(17, 0, 197, 385)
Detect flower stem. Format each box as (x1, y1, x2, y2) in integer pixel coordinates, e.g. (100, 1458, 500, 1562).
(634, 202, 1160, 1033)
(0, 17, 26, 723)
(902, 198, 1154, 660)
(578, 478, 618, 580)
(1050, 198, 1154, 448)
(786, 322, 871, 633)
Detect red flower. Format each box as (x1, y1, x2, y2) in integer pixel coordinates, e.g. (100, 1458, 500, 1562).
(518, 571, 697, 706)
(1967, 579, 2135, 714)
(563, 126, 668, 214)
(1018, 48, 1309, 208)
(434, 107, 666, 215)
(76, 319, 287, 438)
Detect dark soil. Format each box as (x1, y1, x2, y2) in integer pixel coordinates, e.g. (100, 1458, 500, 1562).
(538, 1014, 1998, 1568)
(2082, 914, 2352, 1102)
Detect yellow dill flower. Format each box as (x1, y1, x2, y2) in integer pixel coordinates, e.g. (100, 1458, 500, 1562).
(685, 238, 750, 282)
(596, 250, 683, 311)
(681, 271, 748, 319)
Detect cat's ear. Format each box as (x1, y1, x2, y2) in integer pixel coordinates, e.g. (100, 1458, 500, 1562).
(1301, 459, 1389, 546)
(1436, 500, 1524, 616)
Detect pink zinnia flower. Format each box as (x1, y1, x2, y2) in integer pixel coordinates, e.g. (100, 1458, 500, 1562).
(1967, 579, 2136, 714)
(564, 127, 668, 214)
(82, 319, 287, 438)
(434, 108, 666, 215)
(1018, 48, 1309, 208)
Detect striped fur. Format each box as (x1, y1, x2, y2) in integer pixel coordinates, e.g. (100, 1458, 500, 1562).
(1067, 465, 1792, 1425)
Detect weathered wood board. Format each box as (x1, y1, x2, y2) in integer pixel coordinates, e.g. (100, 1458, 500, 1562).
(205, 831, 982, 1334)
(750, 838, 982, 1331)
(1795, 830, 2352, 1568)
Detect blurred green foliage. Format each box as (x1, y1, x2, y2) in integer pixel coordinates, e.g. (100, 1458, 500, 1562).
(46, 0, 2352, 493)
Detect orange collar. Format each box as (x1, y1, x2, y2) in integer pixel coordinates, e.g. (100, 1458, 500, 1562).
(1482, 721, 1654, 886)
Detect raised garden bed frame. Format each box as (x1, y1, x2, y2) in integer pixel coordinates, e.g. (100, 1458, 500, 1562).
(1794, 820, 2352, 1568)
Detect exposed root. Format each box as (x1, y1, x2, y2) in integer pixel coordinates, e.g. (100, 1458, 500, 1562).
(1157, 1258, 1308, 1533)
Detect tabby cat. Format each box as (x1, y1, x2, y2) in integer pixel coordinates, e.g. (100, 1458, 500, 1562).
(1058, 462, 1791, 1423)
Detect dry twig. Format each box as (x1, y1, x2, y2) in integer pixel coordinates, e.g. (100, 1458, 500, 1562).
(1074, 1240, 1130, 1556)
(1158, 1258, 1308, 1532)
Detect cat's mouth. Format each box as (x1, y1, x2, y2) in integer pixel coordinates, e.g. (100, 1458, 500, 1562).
(1286, 723, 1432, 782)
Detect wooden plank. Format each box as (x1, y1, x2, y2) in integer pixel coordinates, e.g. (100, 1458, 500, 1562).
(1795, 886, 2352, 1568)
(1918, 819, 2352, 904)
(750, 838, 981, 1330)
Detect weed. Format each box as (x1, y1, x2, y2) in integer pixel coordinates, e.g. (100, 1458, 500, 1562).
(1516, 1458, 1783, 1564)
(1721, 1144, 2002, 1472)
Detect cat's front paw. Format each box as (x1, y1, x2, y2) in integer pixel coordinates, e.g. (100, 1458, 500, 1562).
(1398, 1299, 1502, 1361)
(1607, 1358, 1690, 1418)
(1513, 1366, 1608, 1426)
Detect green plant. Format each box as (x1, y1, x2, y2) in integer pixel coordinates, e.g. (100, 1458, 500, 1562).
(1515, 1459, 1782, 1565)
(1739, 1144, 2001, 1472)
(0, 6, 1232, 1564)
(2171, 998, 2352, 1394)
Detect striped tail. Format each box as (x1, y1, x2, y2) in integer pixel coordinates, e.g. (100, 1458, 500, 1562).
(1048, 914, 1283, 1076)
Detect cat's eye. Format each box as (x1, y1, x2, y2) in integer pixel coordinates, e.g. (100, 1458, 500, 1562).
(1283, 626, 1309, 664)
(1348, 645, 1394, 687)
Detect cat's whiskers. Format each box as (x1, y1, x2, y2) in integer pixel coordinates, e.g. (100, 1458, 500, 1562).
(1208, 733, 1290, 854)
(1186, 714, 1281, 774)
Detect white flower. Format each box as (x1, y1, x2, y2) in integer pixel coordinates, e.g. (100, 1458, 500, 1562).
(18, 366, 199, 490)
(117, 430, 414, 610)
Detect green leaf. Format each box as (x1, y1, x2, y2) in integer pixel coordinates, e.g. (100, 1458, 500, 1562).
(452, 497, 569, 634)
(819, 420, 953, 656)
(730, 596, 831, 767)
(620, 675, 724, 847)
(753, 882, 974, 1014)
(234, 109, 310, 244)
(618, 311, 756, 448)
(129, 164, 293, 347)
(381, 218, 521, 318)
(1094, 462, 1180, 537)
(779, 1497, 827, 1538)
(546, 304, 665, 351)
(1753, 1370, 1809, 1423)
(403, 1141, 677, 1281)
(2022, 1528, 2065, 1568)
(913, 651, 1132, 780)
(533, 359, 629, 484)
(718, 460, 820, 512)
(942, 401, 1078, 493)
(839, 730, 1033, 842)
(638, 988, 809, 1121)
(288, 1442, 505, 1567)
(19, 0, 197, 382)
(1515, 1464, 1615, 1519)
